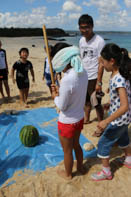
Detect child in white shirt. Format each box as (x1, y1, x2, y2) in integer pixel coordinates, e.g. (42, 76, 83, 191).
(51, 43, 88, 180)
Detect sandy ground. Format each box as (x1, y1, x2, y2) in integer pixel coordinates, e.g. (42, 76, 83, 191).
(0, 37, 131, 197)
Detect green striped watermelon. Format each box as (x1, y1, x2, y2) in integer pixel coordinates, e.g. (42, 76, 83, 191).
(19, 125, 39, 147)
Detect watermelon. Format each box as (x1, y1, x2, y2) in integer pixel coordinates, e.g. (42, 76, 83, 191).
(19, 125, 39, 147)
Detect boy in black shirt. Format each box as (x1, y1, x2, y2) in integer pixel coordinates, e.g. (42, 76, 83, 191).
(11, 48, 35, 107)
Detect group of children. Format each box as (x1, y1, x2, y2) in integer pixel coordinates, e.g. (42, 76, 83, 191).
(0, 13, 131, 182)
(50, 42, 131, 181)
(0, 43, 35, 107)
(0, 42, 59, 107)
(50, 14, 131, 181)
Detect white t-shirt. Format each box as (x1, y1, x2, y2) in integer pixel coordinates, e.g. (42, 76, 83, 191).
(79, 34, 105, 80)
(109, 73, 131, 126)
(54, 68, 88, 124)
(0, 49, 7, 69)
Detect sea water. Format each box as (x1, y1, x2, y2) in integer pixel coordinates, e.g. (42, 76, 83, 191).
(62, 31, 131, 52)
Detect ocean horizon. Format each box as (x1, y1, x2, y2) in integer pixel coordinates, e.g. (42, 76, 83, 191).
(62, 31, 131, 52)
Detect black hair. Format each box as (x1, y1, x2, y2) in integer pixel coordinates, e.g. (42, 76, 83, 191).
(51, 42, 71, 58)
(19, 48, 29, 55)
(101, 43, 131, 80)
(44, 45, 53, 51)
(78, 14, 94, 27)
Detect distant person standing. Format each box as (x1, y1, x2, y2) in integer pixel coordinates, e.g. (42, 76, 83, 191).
(43, 45, 60, 95)
(11, 48, 35, 107)
(78, 14, 105, 126)
(0, 40, 10, 101)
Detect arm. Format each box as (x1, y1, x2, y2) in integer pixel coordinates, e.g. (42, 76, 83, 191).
(4, 50, 9, 74)
(95, 38, 105, 92)
(95, 57, 104, 92)
(11, 67, 15, 84)
(56, 72, 62, 80)
(43, 58, 46, 80)
(53, 80, 71, 111)
(98, 87, 129, 131)
(30, 68, 35, 82)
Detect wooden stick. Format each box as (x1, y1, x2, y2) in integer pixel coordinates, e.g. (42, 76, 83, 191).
(42, 25, 55, 84)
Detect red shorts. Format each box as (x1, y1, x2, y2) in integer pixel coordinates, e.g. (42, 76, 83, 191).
(58, 118, 84, 138)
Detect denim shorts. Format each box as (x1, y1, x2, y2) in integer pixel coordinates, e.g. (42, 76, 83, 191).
(97, 124, 130, 158)
(44, 72, 59, 87)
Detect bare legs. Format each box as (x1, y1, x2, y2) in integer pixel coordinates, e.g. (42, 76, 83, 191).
(0, 81, 5, 98)
(84, 104, 92, 123)
(0, 80, 10, 101)
(95, 105, 104, 122)
(84, 102, 103, 123)
(101, 158, 110, 168)
(19, 88, 29, 106)
(100, 146, 131, 171)
(58, 130, 84, 180)
(123, 146, 131, 156)
(58, 135, 73, 179)
(84, 79, 104, 124)
(3, 80, 10, 98)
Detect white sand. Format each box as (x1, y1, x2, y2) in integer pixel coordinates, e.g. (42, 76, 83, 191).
(0, 37, 131, 197)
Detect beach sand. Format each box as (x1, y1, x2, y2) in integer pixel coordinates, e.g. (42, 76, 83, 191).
(0, 37, 131, 197)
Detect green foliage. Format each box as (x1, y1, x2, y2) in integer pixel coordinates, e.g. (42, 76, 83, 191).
(0, 27, 69, 37)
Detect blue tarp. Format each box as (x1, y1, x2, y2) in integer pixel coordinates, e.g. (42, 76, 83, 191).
(0, 108, 97, 187)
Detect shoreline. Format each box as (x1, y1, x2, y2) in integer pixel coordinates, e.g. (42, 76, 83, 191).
(1, 36, 131, 53)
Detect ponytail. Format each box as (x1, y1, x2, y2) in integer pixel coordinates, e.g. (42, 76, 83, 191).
(101, 43, 131, 81)
(119, 48, 131, 81)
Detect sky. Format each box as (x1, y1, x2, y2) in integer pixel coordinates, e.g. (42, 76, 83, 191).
(0, 0, 131, 31)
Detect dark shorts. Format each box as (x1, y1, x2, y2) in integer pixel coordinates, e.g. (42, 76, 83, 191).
(0, 69, 8, 81)
(86, 79, 101, 106)
(16, 78, 29, 90)
(58, 118, 84, 138)
(44, 72, 59, 87)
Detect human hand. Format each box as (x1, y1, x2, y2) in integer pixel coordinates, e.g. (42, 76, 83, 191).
(95, 84, 102, 92)
(97, 120, 108, 132)
(56, 73, 61, 81)
(51, 84, 59, 99)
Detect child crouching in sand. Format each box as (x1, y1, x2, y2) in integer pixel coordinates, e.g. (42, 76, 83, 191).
(11, 48, 35, 107)
(91, 43, 131, 181)
(51, 43, 88, 180)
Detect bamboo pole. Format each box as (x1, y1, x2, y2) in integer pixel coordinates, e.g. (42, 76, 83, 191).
(42, 25, 55, 84)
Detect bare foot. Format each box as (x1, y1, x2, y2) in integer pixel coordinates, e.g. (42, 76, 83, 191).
(77, 166, 86, 175)
(25, 104, 30, 108)
(84, 120, 92, 124)
(57, 169, 72, 180)
(7, 97, 12, 103)
(20, 101, 25, 106)
(2, 97, 7, 103)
